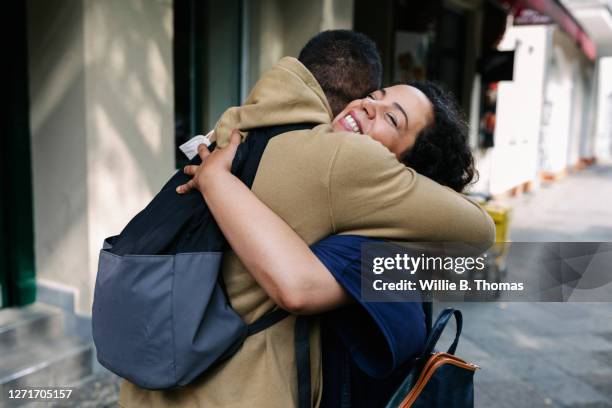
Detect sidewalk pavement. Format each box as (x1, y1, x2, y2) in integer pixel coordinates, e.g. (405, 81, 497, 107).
(438, 161, 612, 408)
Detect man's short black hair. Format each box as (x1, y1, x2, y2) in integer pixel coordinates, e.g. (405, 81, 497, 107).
(298, 30, 382, 117)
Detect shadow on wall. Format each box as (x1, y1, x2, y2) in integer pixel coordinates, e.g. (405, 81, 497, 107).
(86, 0, 174, 202)
(27, 0, 174, 314)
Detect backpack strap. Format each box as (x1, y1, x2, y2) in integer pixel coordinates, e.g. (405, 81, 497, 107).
(420, 308, 463, 357)
(245, 311, 311, 408)
(233, 122, 318, 189)
(235, 123, 318, 408)
(295, 316, 311, 408)
(339, 348, 352, 408)
(246, 308, 290, 336)
(422, 301, 433, 336)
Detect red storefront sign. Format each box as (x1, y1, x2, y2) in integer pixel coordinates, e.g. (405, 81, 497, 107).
(513, 8, 554, 25)
(501, 0, 597, 60)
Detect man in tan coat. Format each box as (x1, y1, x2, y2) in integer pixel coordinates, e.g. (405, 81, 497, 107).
(120, 31, 494, 408)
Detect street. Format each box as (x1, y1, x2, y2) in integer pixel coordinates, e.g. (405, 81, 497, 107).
(438, 161, 612, 408)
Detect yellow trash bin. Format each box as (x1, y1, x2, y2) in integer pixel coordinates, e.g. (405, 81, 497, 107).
(483, 202, 512, 243)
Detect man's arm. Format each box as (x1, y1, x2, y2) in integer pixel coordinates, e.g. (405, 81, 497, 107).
(329, 133, 495, 247)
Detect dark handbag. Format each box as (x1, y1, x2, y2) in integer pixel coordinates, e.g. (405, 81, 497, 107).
(385, 308, 479, 408)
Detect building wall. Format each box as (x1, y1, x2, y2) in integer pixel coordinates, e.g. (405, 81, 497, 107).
(247, 0, 353, 92)
(28, 0, 90, 312)
(569, 59, 594, 164)
(28, 0, 174, 315)
(594, 57, 612, 160)
(473, 23, 597, 195)
(83, 0, 174, 314)
(473, 25, 549, 195)
(539, 28, 593, 174)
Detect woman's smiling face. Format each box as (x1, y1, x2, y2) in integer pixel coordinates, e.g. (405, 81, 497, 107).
(331, 84, 433, 159)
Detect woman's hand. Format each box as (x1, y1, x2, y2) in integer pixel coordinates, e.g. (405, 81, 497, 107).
(175, 129, 349, 314)
(176, 130, 241, 194)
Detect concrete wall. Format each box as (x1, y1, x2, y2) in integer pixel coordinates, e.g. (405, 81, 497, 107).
(83, 0, 174, 313)
(28, 0, 90, 314)
(28, 0, 174, 315)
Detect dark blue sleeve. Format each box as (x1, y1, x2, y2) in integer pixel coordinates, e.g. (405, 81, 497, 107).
(311, 235, 426, 379)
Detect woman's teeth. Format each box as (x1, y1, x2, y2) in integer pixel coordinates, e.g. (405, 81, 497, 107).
(345, 114, 361, 134)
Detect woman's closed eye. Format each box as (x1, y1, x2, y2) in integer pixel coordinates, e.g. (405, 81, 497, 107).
(387, 113, 398, 128)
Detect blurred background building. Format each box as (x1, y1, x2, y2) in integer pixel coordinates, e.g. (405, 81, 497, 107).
(1, 0, 612, 401)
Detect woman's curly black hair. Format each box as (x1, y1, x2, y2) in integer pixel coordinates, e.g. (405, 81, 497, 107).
(402, 81, 477, 192)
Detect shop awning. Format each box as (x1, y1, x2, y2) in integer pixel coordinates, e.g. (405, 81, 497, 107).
(504, 0, 597, 60)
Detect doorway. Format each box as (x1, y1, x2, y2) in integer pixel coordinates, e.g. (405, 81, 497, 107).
(0, 1, 36, 308)
(173, 0, 243, 169)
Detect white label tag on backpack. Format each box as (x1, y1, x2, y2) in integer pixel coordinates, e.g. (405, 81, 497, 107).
(179, 130, 213, 160)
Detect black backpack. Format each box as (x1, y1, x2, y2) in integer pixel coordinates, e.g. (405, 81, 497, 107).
(93, 124, 314, 408)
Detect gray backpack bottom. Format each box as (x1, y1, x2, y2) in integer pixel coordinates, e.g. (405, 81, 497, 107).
(93, 238, 289, 390)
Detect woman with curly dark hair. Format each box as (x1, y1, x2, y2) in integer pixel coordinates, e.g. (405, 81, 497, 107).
(403, 80, 477, 192)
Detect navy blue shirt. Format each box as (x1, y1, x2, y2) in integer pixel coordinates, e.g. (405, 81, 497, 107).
(310, 235, 426, 407)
